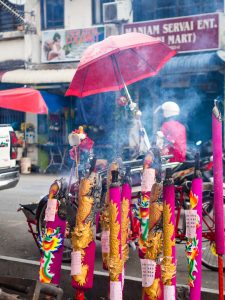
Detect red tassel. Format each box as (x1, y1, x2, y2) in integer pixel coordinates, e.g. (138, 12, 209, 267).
(218, 255, 224, 300)
(75, 289, 85, 300)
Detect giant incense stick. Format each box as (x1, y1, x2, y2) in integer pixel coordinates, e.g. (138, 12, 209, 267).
(39, 180, 66, 285)
(185, 154, 202, 300)
(108, 169, 123, 300)
(71, 176, 96, 300)
(140, 149, 163, 300)
(100, 163, 118, 271)
(121, 167, 132, 293)
(212, 101, 225, 300)
(138, 152, 155, 258)
(162, 168, 176, 300)
(143, 179, 163, 300)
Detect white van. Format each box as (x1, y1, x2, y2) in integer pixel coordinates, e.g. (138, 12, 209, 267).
(0, 124, 19, 190)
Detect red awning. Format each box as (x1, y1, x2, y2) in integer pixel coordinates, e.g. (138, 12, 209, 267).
(0, 88, 48, 114)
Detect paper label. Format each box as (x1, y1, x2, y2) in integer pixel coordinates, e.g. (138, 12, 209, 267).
(71, 251, 82, 275)
(164, 285, 175, 300)
(110, 281, 122, 300)
(44, 198, 57, 222)
(185, 210, 197, 238)
(141, 169, 155, 192)
(140, 259, 156, 287)
(122, 267, 125, 290)
(101, 230, 110, 253)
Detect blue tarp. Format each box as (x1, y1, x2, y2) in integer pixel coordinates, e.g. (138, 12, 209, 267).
(40, 90, 68, 113)
(75, 92, 115, 129)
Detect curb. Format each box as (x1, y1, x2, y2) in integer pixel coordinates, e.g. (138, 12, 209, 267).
(0, 256, 222, 300)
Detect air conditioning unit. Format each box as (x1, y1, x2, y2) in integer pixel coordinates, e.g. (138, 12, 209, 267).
(103, 1, 129, 23)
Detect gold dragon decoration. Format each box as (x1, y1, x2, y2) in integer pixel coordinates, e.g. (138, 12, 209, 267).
(71, 177, 94, 286)
(108, 201, 123, 281)
(161, 203, 176, 285)
(142, 181, 163, 300)
(100, 162, 119, 270)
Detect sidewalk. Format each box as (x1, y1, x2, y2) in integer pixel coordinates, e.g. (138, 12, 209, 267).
(0, 255, 222, 300)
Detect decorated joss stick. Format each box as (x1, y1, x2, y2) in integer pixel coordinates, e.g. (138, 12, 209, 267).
(162, 168, 176, 300)
(143, 148, 163, 300)
(212, 101, 225, 300)
(71, 176, 96, 300)
(100, 163, 119, 271)
(39, 179, 67, 285)
(185, 153, 202, 300)
(121, 167, 132, 292)
(108, 169, 123, 300)
(138, 151, 156, 258)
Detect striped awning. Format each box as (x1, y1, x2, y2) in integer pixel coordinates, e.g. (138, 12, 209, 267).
(1, 68, 76, 84)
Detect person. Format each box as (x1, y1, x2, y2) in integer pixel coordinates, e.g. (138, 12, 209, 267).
(44, 32, 64, 61)
(157, 101, 187, 162)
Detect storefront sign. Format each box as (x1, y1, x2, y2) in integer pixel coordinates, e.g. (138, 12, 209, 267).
(124, 13, 220, 52)
(41, 27, 105, 63)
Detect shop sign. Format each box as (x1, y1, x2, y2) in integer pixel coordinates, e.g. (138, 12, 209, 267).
(124, 13, 220, 53)
(41, 26, 105, 63)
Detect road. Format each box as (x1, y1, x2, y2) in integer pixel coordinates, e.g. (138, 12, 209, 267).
(0, 174, 223, 291)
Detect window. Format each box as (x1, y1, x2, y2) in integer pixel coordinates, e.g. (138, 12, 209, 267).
(40, 0, 64, 30)
(92, 0, 115, 24)
(133, 0, 223, 22)
(0, 2, 24, 32)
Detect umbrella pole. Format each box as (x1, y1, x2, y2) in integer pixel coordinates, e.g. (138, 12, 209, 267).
(113, 54, 151, 153)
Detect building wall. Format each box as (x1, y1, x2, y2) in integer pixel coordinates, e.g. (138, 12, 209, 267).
(65, 0, 92, 29)
(0, 37, 25, 62)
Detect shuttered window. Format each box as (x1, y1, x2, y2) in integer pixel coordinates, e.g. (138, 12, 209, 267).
(133, 0, 223, 22)
(0, 1, 24, 32)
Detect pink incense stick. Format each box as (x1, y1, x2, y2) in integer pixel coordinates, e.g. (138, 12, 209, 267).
(188, 167, 202, 300)
(162, 169, 176, 300)
(212, 103, 225, 255)
(212, 101, 225, 300)
(71, 241, 96, 289)
(121, 168, 132, 293)
(109, 170, 123, 300)
(39, 198, 66, 285)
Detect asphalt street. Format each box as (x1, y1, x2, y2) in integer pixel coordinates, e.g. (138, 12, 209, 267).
(0, 173, 223, 291)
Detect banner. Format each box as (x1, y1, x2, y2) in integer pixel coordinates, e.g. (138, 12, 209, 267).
(41, 26, 105, 63)
(124, 13, 220, 53)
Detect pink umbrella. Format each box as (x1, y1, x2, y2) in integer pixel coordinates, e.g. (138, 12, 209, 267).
(0, 88, 48, 114)
(66, 32, 176, 99)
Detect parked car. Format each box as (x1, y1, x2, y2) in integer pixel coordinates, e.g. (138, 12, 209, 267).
(0, 124, 19, 190)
